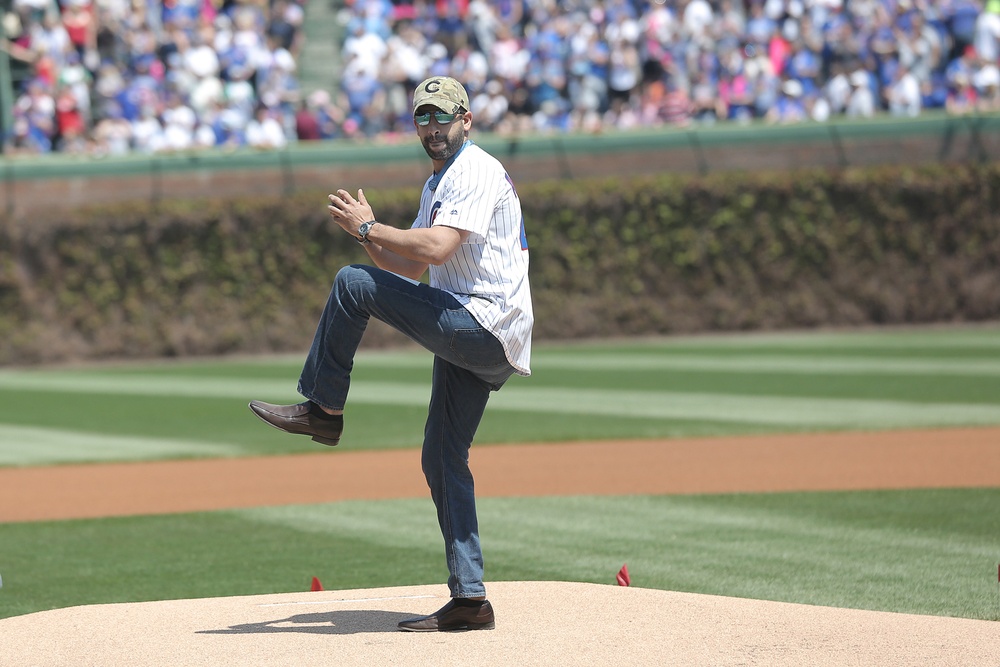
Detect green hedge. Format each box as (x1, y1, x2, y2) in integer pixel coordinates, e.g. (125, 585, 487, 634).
(529, 164, 1000, 337)
(1, 163, 998, 366)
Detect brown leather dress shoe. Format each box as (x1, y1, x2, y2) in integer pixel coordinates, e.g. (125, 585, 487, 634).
(397, 599, 495, 632)
(248, 400, 342, 446)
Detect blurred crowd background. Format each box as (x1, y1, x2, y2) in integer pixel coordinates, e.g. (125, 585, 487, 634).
(2, 0, 999, 156)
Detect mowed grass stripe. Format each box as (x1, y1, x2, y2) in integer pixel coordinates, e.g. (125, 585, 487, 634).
(295, 352, 1000, 376)
(1, 372, 998, 429)
(530, 354, 1000, 375)
(628, 327, 1000, 349)
(0, 373, 304, 401)
(207, 489, 1000, 619)
(0, 490, 995, 621)
(488, 388, 1000, 427)
(0, 425, 241, 466)
(239, 493, 1000, 559)
(3, 327, 999, 467)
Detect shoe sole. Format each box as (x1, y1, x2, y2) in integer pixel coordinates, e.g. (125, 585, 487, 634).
(398, 621, 496, 632)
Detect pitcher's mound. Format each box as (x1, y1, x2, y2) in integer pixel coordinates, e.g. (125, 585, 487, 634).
(2, 581, 998, 666)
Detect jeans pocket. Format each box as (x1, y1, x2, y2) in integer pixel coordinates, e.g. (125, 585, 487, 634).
(449, 328, 508, 369)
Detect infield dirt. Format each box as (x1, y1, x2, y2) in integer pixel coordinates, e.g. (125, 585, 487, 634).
(1, 426, 999, 522)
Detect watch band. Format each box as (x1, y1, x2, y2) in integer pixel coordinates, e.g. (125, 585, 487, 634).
(357, 220, 376, 244)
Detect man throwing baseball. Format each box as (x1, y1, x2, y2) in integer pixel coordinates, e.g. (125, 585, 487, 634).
(249, 76, 532, 632)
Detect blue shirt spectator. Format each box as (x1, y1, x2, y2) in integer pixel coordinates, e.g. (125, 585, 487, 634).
(4, 0, 999, 156)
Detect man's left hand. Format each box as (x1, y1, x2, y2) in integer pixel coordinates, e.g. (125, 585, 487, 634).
(328, 189, 375, 237)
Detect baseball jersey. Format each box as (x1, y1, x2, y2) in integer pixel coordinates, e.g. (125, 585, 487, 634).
(412, 141, 533, 376)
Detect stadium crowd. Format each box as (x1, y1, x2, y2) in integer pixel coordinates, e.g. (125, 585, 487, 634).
(2, 0, 1000, 155)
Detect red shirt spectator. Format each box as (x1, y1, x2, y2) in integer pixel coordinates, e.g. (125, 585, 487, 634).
(295, 100, 321, 140)
(56, 88, 86, 140)
(62, 0, 94, 56)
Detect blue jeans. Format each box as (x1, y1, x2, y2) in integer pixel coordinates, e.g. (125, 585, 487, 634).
(298, 264, 516, 598)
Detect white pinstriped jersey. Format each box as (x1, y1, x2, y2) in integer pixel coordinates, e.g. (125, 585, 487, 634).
(412, 141, 533, 376)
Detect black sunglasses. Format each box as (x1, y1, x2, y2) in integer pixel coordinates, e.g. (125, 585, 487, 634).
(414, 109, 465, 126)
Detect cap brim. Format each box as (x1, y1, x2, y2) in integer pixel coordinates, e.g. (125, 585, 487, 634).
(413, 96, 464, 113)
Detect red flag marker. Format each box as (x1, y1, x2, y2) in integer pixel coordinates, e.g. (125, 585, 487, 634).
(310, 576, 324, 592)
(616, 564, 630, 587)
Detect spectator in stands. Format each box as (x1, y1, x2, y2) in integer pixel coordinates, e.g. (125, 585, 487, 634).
(160, 90, 197, 150)
(975, 0, 1000, 61)
(212, 100, 249, 149)
(470, 78, 508, 132)
(58, 49, 92, 120)
(886, 62, 923, 116)
(130, 103, 165, 153)
(718, 46, 755, 122)
(783, 36, 822, 97)
(946, 43, 982, 90)
(245, 103, 287, 149)
(7, 115, 44, 154)
(947, 0, 984, 61)
(161, 0, 202, 34)
(467, 0, 500, 55)
(947, 71, 979, 113)
(846, 68, 877, 117)
(62, 0, 95, 56)
(974, 59, 1000, 110)
(746, 42, 780, 118)
(607, 33, 642, 111)
(294, 97, 321, 140)
(17, 76, 56, 152)
(689, 70, 721, 123)
(378, 34, 421, 134)
(342, 15, 388, 79)
(340, 58, 386, 138)
(54, 82, 87, 151)
(745, 1, 778, 47)
(898, 8, 944, 85)
(267, 0, 304, 58)
(766, 77, 808, 123)
(434, 0, 469, 55)
(30, 12, 71, 69)
(823, 60, 852, 115)
(311, 89, 347, 140)
(256, 35, 300, 126)
(660, 75, 693, 126)
(5, 0, 1000, 156)
(183, 23, 223, 109)
(90, 102, 132, 155)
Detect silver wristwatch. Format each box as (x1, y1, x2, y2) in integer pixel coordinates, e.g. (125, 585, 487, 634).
(357, 220, 376, 244)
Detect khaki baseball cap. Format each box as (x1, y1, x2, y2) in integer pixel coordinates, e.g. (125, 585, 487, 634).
(412, 76, 470, 114)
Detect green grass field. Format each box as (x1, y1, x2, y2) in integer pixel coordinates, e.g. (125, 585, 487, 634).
(1, 325, 999, 621)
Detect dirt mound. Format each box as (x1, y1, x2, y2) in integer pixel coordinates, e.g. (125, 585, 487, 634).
(2, 581, 998, 666)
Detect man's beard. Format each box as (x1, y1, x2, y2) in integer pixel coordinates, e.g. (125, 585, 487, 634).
(422, 130, 464, 162)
